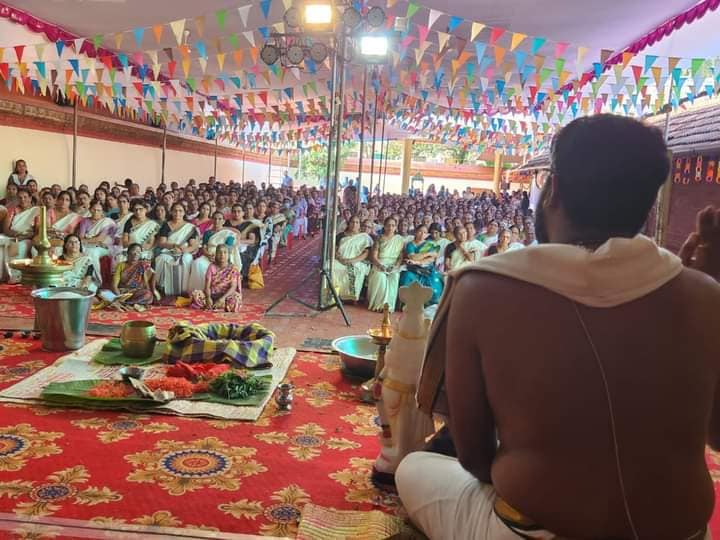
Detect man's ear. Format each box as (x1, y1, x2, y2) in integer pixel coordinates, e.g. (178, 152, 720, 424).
(545, 173, 559, 208)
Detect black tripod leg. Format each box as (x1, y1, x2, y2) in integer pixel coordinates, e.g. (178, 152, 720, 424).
(264, 269, 317, 315)
(320, 268, 351, 326)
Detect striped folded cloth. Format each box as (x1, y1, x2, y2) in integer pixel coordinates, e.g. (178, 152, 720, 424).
(163, 322, 274, 368)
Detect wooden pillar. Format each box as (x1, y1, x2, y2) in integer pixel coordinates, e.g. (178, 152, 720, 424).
(492, 150, 504, 195)
(400, 139, 413, 194)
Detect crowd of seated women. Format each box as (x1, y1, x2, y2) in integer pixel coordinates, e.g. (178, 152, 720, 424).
(332, 186, 537, 312)
(0, 159, 324, 312)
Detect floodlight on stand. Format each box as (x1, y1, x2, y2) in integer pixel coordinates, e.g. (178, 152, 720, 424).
(284, 7, 300, 28)
(366, 6, 387, 28)
(303, 2, 333, 28)
(286, 44, 305, 65)
(260, 43, 280, 65)
(359, 35, 388, 60)
(342, 6, 362, 29)
(309, 41, 329, 63)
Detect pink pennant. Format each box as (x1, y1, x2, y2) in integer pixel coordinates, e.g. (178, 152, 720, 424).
(416, 24, 430, 44)
(554, 42, 569, 59)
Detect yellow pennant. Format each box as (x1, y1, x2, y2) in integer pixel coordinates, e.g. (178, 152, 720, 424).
(114, 32, 123, 50)
(195, 16, 206, 38)
(182, 57, 191, 77)
(217, 52, 226, 71)
(170, 19, 186, 46)
(510, 33, 526, 51)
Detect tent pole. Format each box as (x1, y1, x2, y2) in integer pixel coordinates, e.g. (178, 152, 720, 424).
(213, 137, 218, 178)
(368, 80, 380, 196)
(72, 99, 78, 189)
(356, 65, 368, 208)
(161, 123, 167, 186)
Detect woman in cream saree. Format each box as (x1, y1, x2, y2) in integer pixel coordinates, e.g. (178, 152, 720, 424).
(118, 201, 159, 262)
(332, 216, 372, 302)
(77, 202, 116, 277)
(48, 190, 81, 257)
(59, 234, 99, 293)
(154, 203, 198, 296)
(0, 189, 38, 282)
(367, 217, 405, 311)
(187, 212, 242, 293)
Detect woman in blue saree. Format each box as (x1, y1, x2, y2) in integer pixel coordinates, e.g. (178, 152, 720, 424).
(399, 224, 444, 304)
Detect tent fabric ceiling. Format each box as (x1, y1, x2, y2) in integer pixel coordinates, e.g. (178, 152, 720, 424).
(2, 0, 703, 51)
(0, 0, 717, 152)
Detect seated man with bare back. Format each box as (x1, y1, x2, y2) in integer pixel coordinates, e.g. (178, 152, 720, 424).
(398, 114, 720, 540)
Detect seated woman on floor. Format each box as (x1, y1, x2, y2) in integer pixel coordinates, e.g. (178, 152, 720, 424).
(152, 203, 168, 226)
(77, 201, 116, 274)
(332, 215, 373, 302)
(154, 202, 198, 296)
(1, 183, 19, 209)
(367, 216, 405, 312)
(0, 189, 38, 283)
(190, 244, 242, 312)
(187, 211, 242, 293)
(120, 200, 159, 261)
(399, 224, 444, 305)
(444, 225, 486, 272)
(59, 234, 99, 292)
(105, 243, 157, 310)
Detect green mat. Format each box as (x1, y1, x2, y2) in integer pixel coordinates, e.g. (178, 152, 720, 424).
(92, 338, 166, 366)
(40, 376, 273, 409)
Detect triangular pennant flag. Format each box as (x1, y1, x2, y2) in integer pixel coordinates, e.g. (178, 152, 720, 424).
(668, 56, 681, 72)
(238, 5, 252, 27)
(416, 24, 430, 44)
(621, 51, 634, 69)
(73, 39, 85, 53)
(531, 37, 546, 55)
(133, 27, 145, 48)
(13, 46, 24, 62)
(428, 8, 442, 28)
(407, 2, 420, 20)
(471, 22, 485, 41)
(691, 58, 706, 77)
(194, 16, 206, 37)
(217, 52, 226, 71)
(170, 19, 186, 46)
(260, 0, 272, 19)
(644, 55, 658, 73)
(576, 46, 588, 71)
(216, 9, 227, 30)
(437, 32, 450, 52)
(554, 42, 568, 58)
(243, 31, 256, 47)
(599, 49, 613, 65)
(448, 16, 463, 33)
(510, 32, 526, 51)
(555, 58, 565, 75)
(494, 46, 506, 67)
(650, 66, 663, 90)
(489, 27, 505, 46)
(152, 24, 163, 44)
(56, 40, 65, 58)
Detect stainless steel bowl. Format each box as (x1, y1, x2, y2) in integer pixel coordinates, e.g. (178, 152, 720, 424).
(118, 366, 144, 382)
(331, 335, 379, 379)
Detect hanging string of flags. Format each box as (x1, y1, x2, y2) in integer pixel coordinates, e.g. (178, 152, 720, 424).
(0, 0, 718, 155)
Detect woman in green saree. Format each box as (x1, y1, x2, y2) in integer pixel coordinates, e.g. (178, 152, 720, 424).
(332, 215, 372, 302)
(367, 217, 405, 311)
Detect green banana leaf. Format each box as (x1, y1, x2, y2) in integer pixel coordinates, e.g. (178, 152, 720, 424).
(92, 339, 166, 366)
(41, 376, 273, 408)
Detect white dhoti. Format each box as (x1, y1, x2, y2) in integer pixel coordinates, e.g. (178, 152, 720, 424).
(397, 451, 712, 540)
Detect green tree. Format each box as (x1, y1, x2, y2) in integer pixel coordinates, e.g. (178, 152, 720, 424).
(298, 144, 352, 183)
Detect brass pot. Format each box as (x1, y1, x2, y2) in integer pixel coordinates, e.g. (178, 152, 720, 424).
(120, 321, 157, 358)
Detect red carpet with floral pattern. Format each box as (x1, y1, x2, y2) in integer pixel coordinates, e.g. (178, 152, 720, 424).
(0, 338, 402, 538)
(0, 284, 266, 330)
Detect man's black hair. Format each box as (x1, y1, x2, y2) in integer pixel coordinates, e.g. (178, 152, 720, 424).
(550, 114, 669, 238)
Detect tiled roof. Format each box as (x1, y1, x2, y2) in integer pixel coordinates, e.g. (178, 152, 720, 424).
(647, 103, 720, 156)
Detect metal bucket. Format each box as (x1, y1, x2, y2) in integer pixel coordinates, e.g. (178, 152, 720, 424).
(31, 287, 95, 351)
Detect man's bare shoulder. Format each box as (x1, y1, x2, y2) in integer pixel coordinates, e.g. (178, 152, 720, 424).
(674, 267, 720, 302)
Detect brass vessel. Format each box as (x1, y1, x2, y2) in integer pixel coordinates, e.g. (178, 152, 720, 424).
(9, 206, 71, 287)
(120, 321, 158, 358)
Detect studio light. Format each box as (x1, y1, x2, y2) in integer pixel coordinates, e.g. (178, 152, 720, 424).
(366, 6, 387, 28)
(359, 35, 388, 59)
(342, 6, 362, 29)
(309, 42, 329, 63)
(303, 2, 334, 28)
(260, 44, 280, 65)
